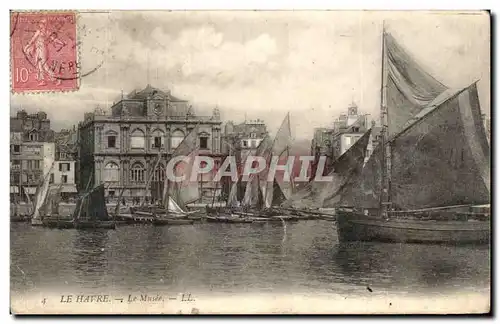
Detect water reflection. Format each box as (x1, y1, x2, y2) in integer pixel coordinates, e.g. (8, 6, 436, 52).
(72, 229, 110, 289)
(10, 221, 490, 296)
(325, 241, 490, 295)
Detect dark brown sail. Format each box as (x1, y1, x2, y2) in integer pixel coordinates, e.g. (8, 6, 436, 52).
(322, 129, 372, 207)
(390, 83, 490, 209)
(339, 144, 383, 210)
(384, 32, 447, 137)
(341, 83, 490, 210)
(282, 129, 372, 209)
(83, 184, 111, 221)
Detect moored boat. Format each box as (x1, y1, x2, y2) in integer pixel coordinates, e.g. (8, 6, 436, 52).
(153, 218, 194, 226)
(336, 207, 490, 244)
(334, 28, 491, 245)
(42, 218, 74, 229)
(72, 183, 116, 230)
(74, 220, 116, 229)
(30, 161, 56, 227)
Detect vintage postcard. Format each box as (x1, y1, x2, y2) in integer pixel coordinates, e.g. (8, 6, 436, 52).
(9, 10, 491, 315)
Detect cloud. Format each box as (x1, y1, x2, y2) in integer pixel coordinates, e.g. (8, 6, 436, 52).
(10, 11, 490, 139)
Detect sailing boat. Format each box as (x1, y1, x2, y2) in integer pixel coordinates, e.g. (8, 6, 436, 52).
(73, 183, 116, 229)
(259, 113, 298, 220)
(335, 28, 490, 244)
(281, 128, 372, 219)
(39, 183, 67, 227)
(233, 114, 299, 222)
(31, 161, 55, 226)
(138, 126, 201, 225)
(130, 148, 198, 223)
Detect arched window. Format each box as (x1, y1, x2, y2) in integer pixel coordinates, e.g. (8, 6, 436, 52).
(153, 164, 165, 181)
(150, 129, 165, 149)
(130, 162, 145, 182)
(29, 131, 39, 142)
(171, 129, 185, 149)
(130, 128, 145, 149)
(104, 162, 120, 182)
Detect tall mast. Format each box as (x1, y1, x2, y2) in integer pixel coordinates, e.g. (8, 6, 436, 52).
(379, 21, 391, 217)
(141, 149, 162, 206)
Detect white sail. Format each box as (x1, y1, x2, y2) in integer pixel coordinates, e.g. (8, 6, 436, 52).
(174, 149, 201, 207)
(163, 125, 199, 211)
(264, 113, 293, 208)
(168, 196, 186, 214)
(227, 181, 238, 207)
(31, 161, 55, 223)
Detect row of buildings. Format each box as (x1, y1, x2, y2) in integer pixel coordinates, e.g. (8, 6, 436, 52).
(311, 102, 492, 176)
(10, 111, 78, 202)
(311, 103, 381, 175)
(10, 84, 271, 205)
(13, 84, 490, 204)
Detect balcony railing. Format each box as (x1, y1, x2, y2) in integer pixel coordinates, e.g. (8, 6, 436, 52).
(90, 113, 219, 122)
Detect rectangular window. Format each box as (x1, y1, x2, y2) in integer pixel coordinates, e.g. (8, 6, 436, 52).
(108, 190, 115, 197)
(27, 173, 35, 183)
(59, 163, 70, 172)
(345, 136, 351, 146)
(34, 160, 40, 170)
(50, 173, 54, 184)
(200, 137, 208, 149)
(12, 145, 20, 154)
(108, 136, 116, 148)
(13, 174, 20, 184)
(250, 133, 257, 138)
(154, 136, 162, 148)
(242, 140, 248, 148)
(62, 175, 68, 184)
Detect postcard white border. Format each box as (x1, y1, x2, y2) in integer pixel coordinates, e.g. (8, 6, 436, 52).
(3, 0, 497, 322)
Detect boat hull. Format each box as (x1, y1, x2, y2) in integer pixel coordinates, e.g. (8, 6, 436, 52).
(336, 210, 490, 245)
(153, 219, 194, 226)
(43, 219, 75, 229)
(74, 220, 116, 230)
(31, 218, 44, 226)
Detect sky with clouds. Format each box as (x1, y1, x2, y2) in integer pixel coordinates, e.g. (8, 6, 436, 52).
(10, 10, 490, 139)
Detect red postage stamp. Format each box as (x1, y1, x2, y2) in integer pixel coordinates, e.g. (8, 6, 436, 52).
(10, 11, 79, 93)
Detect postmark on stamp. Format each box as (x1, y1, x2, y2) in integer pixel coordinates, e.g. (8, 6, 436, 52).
(10, 11, 79, 93)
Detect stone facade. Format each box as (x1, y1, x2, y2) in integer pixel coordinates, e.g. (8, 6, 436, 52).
(77, 85, 224, 203)
(222, 119, 268, 200)
(10, 110, 55, 202)
(311, 103, 381, 174)
(53, 127, 78, 200)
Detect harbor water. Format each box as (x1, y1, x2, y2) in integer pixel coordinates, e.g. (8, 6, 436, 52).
(11, 220, 490, 299)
